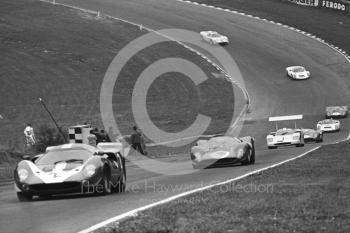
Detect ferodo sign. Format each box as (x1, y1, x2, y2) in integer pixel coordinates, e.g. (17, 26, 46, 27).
(288, 0, 319, 6)
(320, 0, 348, 11)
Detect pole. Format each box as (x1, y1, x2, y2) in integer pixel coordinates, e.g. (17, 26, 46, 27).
(39, 98, 67, 142)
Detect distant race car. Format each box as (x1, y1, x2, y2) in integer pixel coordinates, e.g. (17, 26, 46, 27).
(14, 143, 126, 201)
(326, 106, 348, 118)
(317, 119, 340, 132)
(286, 66, 310, 80)
(200, 31, 229, 45)
(301, 128, 323, 143)
(267, 115, 304, 149)
(190, 135, 255, 169)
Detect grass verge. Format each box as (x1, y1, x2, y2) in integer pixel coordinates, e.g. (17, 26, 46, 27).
(98, 141, 350, 233)
(0, 0, 239, 152)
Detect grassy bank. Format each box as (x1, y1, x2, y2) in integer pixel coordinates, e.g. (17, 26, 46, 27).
(100, 141, 350, 233)
(0, 0, 238, 152)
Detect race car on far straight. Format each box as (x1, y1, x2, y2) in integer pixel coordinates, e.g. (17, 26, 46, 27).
(266, 115, 304, 149)
(286, 66, 310, 80)
(14, 143, 126, 201)
(326, 106, 348, 118)
(317, 119, 340, 132)
(190, 135, 255, 169)
(200, 31, 229, 45)
(301, 128, 323, 143)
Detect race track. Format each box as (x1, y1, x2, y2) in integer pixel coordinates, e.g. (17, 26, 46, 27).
(1, 0, 350, 232)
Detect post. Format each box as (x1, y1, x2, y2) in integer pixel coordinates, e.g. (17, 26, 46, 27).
(39, 98, 67, 142)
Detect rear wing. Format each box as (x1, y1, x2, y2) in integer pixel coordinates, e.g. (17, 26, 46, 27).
(268, 115, 303, 130)
(97, 142, 123, 154)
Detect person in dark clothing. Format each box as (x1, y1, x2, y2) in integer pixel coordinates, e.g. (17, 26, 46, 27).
(100, 129, 111, 142)
(130, 126, 147, 155)
(92, 128, 103, 144)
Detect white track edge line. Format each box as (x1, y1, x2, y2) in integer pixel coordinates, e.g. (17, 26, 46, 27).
(78, 146, 320, 233)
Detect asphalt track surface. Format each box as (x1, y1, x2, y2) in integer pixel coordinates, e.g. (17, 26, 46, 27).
(1, 0, 350, 232)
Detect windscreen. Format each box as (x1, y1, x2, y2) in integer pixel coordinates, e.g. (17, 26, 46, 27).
(293, 67, 305, 72)
(276, 129, 295, 136)
(35, 149, 92, 165)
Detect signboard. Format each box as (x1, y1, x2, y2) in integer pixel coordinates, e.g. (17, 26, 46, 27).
(288, 0, 319, 6)
(320, 0, 348, 11)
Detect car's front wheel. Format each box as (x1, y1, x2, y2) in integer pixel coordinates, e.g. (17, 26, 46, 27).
(17, 192, 33, 202)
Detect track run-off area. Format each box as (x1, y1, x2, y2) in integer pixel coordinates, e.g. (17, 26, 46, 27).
(1, 0, 350, 232)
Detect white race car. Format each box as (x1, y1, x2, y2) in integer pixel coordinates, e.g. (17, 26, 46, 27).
(267, 115, 304, 149)
(200, 31, 229, 45)
(286, 66, 310, 80)
(267, 128, 304, 149)
(317, 119, 340, 132)
(325, 106, 348, 118)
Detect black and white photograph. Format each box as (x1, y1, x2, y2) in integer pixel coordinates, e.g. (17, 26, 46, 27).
(0, 0, 349, 232)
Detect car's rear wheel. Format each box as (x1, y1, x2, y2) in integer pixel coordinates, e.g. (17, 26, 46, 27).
(114, 160, 126, 193)
(241, 148, 252, 166)
(296, 143, 304, 147)
(316, 134, 323, 143)
(250, 141, 255, 164)
(268, 146, 277, 149)
(115, 171, 126, 193)
(17, 192, 33, 202)
(100, 170, 112, 195)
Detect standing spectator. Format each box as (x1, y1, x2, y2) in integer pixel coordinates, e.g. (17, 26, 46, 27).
(87, 129, 97, 147)
(24, 123, 36, 145)
(130, 126, 147, 155)
(24, 123, 36, 154)
(100, 129, 111, 142)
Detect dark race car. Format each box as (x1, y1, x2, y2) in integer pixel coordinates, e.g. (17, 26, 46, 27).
(301, 128, 323, 143)
(190, 135, 255, 169)
(14, 143, 126, 201)
(325, 106, 348, 118)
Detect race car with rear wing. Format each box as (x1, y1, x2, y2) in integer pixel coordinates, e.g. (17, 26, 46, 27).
(190, 135, 255, 169)
(266, 115, 304, 149)
(14, 143, 126, 201)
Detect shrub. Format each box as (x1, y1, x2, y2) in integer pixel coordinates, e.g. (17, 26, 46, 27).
(35, 124, 67, 153)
